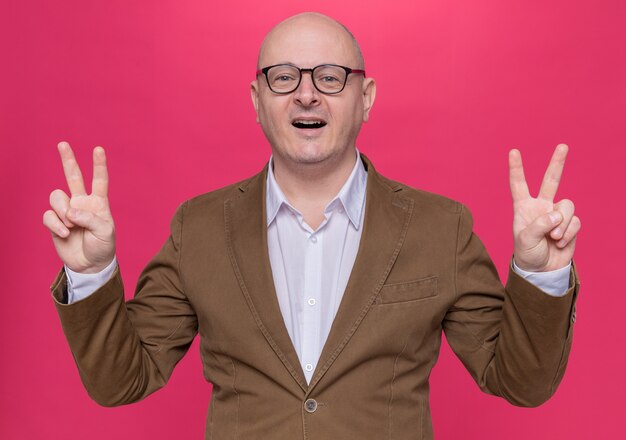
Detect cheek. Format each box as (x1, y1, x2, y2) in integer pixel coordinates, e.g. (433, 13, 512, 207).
(257, 102, 294, 148)
(335, 100, 364, 133)
(258, 99, 289, 131)
(257, 104, 278, 132)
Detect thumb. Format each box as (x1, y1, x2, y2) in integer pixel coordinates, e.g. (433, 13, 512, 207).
(66, 208, 111, 237)
(519, 211, 562, 246)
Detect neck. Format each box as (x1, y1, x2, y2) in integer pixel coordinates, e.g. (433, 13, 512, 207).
(272, 148, 358, 229)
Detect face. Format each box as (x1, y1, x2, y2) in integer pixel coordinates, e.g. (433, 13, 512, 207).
(250, 15, 376, 168)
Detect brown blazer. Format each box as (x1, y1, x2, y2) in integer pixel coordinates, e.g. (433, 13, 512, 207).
(52, 155, 579, 440)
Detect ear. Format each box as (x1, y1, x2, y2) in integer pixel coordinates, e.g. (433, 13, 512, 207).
(250, 79, 260, 123)
(361, 77, 376, 122)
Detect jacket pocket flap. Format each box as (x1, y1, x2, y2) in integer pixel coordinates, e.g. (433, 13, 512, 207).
(377, 276, 438, 304)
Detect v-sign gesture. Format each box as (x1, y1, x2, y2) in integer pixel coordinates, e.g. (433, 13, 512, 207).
(43, 142, 116, 273)
(509, 144, 581, 272)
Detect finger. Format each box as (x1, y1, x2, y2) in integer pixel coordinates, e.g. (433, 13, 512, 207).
(58, 141, 87, 196)
(538, 144, 568, 201)
(519, 210, 563, 245)
(557, 215, 581, 248)
(550, 199, 575, 241)
(66, 207, 112, 236)
(91, 146, 109, 197)
(509, 149, 530, 202)
(49, 189, 74, 228)
(43, 210, 70, 238)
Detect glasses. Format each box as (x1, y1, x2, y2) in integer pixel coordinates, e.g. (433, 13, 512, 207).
(256, 64, 366, 95)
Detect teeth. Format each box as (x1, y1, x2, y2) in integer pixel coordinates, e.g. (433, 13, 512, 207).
(293, 120, 326, 128)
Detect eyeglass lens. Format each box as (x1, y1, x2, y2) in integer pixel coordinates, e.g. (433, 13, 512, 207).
(267, 65, 347, 94)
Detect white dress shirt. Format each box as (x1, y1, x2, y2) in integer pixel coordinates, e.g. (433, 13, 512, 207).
(64, 150, 571, 383)
(266, 151, 367, 383)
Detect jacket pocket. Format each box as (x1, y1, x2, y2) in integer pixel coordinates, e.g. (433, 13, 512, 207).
(375, 276, 438, 305)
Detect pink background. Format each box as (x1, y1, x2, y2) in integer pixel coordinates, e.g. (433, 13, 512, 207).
(2, 1, 625, 438)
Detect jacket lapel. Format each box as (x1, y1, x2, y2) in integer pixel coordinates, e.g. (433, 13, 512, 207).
(307, 155, 414, 393)
(224, 166, 309, 392)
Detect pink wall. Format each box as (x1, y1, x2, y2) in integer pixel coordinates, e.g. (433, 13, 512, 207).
(2, 1, 625, 438)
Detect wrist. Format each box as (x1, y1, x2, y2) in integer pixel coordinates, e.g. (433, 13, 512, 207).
(66, 255, 116, 275)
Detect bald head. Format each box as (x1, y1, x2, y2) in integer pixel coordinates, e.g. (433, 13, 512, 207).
(257, 12, 364, 70)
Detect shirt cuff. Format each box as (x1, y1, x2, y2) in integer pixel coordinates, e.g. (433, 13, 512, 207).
(65, 257, 118, 304)
(512, 260, 572, 297)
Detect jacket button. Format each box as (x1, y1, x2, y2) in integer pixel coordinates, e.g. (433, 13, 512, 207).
(304, 398, 317, 413)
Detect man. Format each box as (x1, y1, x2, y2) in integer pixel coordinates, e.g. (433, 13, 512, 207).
(44, 12, 580, 439)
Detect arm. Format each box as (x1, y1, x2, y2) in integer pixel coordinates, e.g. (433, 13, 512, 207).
(444, 144, 581, 406)
(45, 142, 197, 406)
(51, 203, 197, 406)
(443, 206, 578, 407)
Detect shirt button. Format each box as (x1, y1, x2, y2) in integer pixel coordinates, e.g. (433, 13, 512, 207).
(308, 298, 316, 306)
(305, 363, 313, 372)
(304, 398, 318, 413)
(339, 208, 344, 214)
(310, 235, 318, 243)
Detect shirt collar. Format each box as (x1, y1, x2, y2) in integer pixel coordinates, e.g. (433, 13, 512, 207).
(266, 149, 367, 229)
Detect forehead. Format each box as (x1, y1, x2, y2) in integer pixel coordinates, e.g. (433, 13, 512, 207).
(259, 19, 358, 68)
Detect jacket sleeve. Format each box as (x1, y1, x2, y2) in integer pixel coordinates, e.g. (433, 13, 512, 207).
(51, 202, 198, 406)
(442, 204, 579, 407)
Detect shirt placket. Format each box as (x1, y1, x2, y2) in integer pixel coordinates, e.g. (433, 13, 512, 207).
(301, 227, 323, 383)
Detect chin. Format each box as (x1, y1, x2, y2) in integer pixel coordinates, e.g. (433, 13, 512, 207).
(285, 153, 327, 166)
(290, 147, 339, 166)
(276, 141, 335, 165)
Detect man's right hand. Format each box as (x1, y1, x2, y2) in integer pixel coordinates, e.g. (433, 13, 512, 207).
(43, 141, 116, 274)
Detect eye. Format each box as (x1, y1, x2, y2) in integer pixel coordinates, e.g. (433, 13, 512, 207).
(268, 65, 300, 84)
(274, 74, 297, 82)
(314, 66, 345, 86)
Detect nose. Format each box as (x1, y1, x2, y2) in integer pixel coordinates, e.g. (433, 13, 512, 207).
(293, 72, 320, 107)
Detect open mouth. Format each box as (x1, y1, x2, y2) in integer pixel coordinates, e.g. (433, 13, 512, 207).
(292, 119, 327, 129)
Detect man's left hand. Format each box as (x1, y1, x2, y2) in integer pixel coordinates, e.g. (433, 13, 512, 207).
(509, 144, 581, 272)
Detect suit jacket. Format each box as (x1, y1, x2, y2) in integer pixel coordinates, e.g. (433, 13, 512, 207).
(52, 155, 579, 440)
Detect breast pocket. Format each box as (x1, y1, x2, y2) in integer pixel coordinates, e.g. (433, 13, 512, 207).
(375, 276, 438, 305)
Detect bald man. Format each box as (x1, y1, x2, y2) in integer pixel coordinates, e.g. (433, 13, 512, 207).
(46, 13, 580, 440)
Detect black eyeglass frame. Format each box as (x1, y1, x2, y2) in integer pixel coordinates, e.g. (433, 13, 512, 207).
(256, 63, 366, 95)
